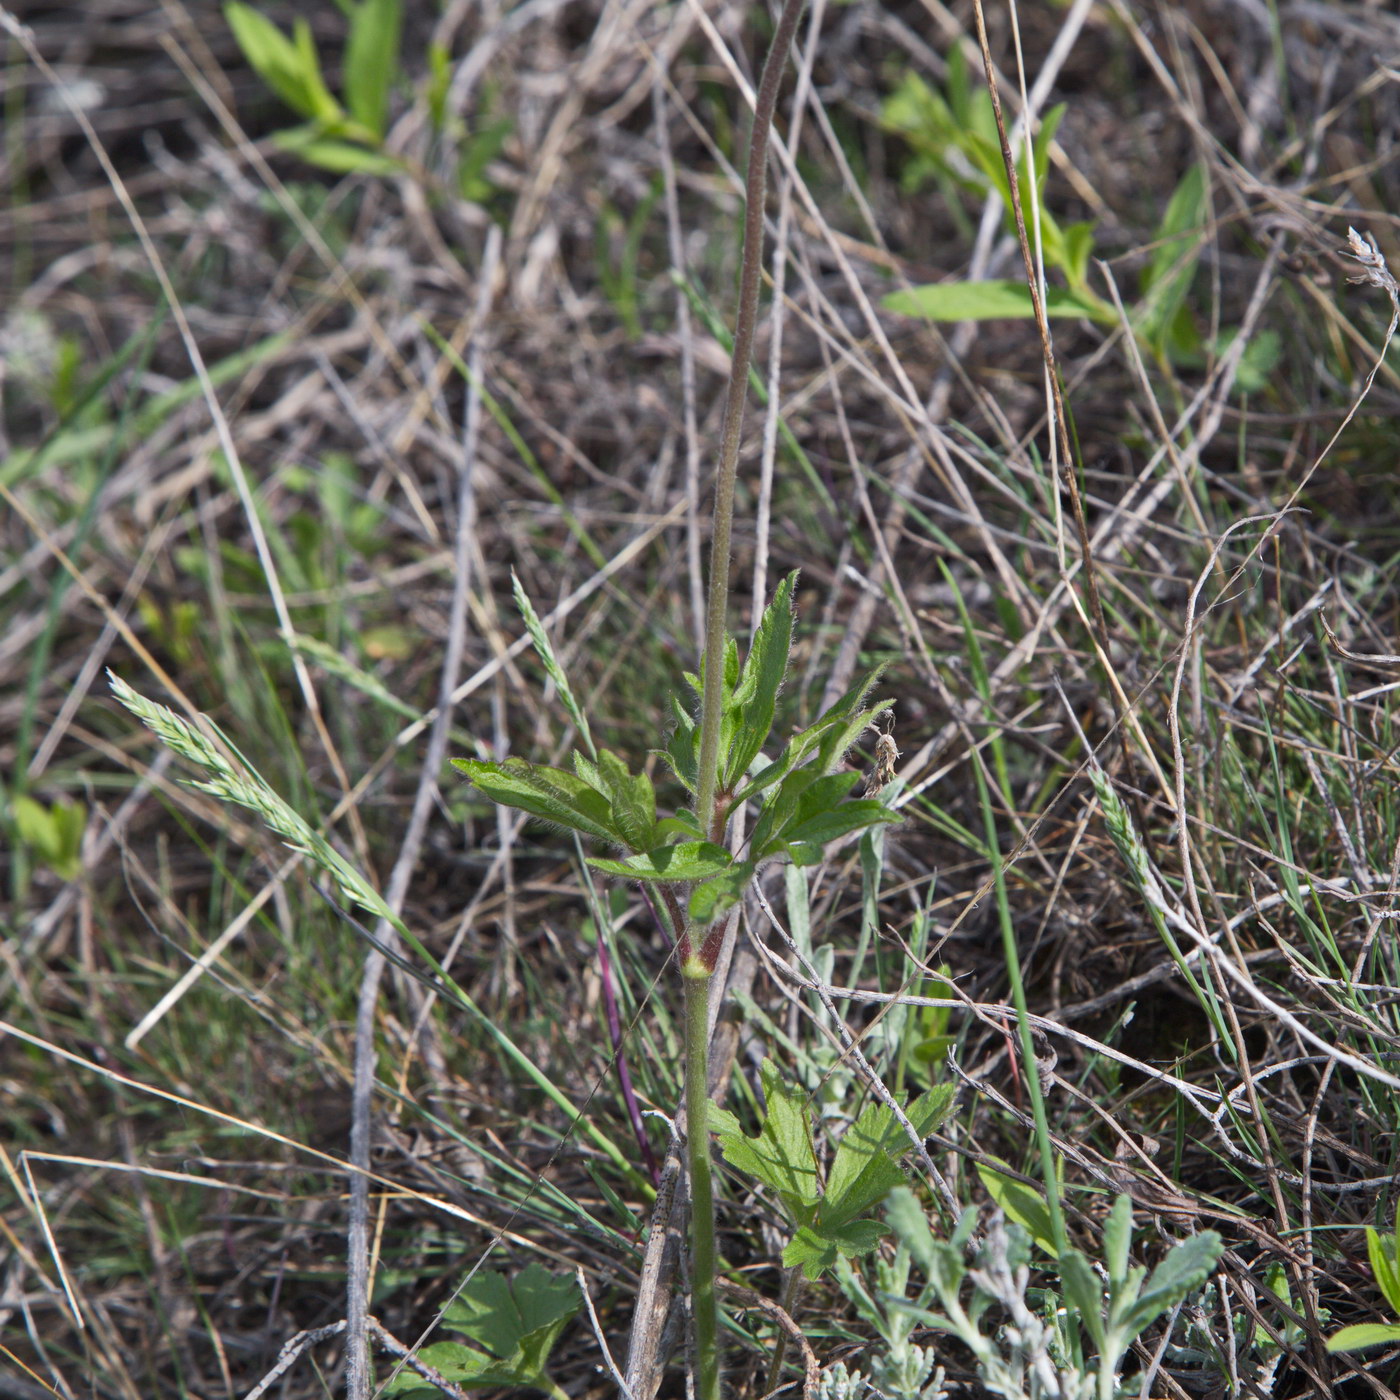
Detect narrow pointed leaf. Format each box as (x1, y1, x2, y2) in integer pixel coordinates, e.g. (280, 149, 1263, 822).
(1103, 1194, 1133, 1288)
(1139, 163, 1207, 347)
(224, 3, 321, 120)
(883, 280, 1115, 324)
(815, 698, 894, 774)
(1058, 1249, 1105, 1348)
(1367, 1226, 1400, 1314)
(1327, 1323, 1400, 1353)
(291, 18, 342, 123)
(733, 714, 845, 804)
(344, 0, 401, 138)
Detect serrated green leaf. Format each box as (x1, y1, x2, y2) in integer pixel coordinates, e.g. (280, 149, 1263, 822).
(822, 1085, 954, 1229)
(778, 798, 899, 854)
(1327, 1323, 1400, 1353)
(731, 713, 844, 804)
(977, 1163, 1059, 1258)
(688, 861, 755, 923)
(662, 697, 698, 791)
(588, 840, 732, 883)
(593, 749, 657, 851)
(883, 280, 1115, 324)
(512, 571, 594, 759)
(822, 1109, 906, 1227)
(815, 694, 893, 774)
(711, 1059, 819, 1210)
(344, 0, 400, 138)
(1116, 1230, 1223, 1338)
(725, 572, 797, 786)
(453, 757, 620, 844)
(1058, 1249, 1105, 1348)
(784, 1219, 889, 1281)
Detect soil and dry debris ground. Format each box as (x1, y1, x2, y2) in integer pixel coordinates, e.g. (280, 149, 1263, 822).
(5, 1, 1400, 1397)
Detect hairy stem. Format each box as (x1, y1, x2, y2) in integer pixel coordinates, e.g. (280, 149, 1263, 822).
(683, 965, 720, 1400)
(684, 4, 808, 1397)
(693, 0, 809, 841)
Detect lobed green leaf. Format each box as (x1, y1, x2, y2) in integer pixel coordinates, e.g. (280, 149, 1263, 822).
(381, 1340, 509, 1394)
(417, 1262, 579, 1389)
(822, 1087, 948, 1223)
(784, 1220, 888, 1281)
(711, 1059, 819, 1211)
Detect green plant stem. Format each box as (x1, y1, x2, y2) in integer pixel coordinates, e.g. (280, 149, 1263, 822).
(683, 964, 720, 1400)
(694, 0, 809, 842)
(764, 1266, 805, 1392)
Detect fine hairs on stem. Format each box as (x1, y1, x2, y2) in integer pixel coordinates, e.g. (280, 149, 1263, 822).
(685, 0, 809, 1396)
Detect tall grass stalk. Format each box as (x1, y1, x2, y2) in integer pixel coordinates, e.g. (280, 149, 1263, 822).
(680, 0, 808, 1394)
